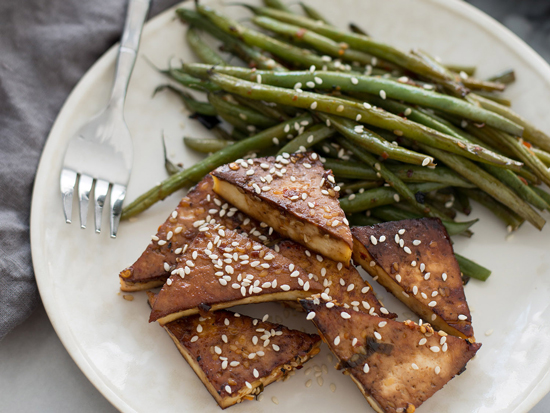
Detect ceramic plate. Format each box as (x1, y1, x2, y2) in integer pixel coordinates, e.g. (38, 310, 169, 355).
(31, 1, 550, 412)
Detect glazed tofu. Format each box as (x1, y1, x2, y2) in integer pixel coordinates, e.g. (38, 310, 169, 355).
(210, 152, 353, 264)
(352, 218, 474, 339)
(301, 299, 481, 413)
(119, 175, 279, 292)
(275, 240, 396, 319)
(149, 225, 323, 325)
(148, 293, 321, 409)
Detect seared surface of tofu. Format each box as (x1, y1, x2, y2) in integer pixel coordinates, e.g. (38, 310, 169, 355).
(211, 152, 353, 263)
(301, 299, 481, 413)
(352, 218, 474, 339)
(276, 240, 396, 319)
(119, 175, 278, 291)
(148, 293, 321, 409)
(149, 225, 323, 324)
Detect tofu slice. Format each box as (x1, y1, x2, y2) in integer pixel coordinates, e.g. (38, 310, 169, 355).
(148, 293, 321, 409)
(119, 175, 278, 292)
(276, 240, 396, 319)
(351, 218, 474, 340)
(301, 299, 481, 413)
(149, 225, 323, 325)
(210, 152, 353, 263)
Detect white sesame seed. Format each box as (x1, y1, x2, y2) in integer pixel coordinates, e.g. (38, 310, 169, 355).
(374, 331, 382, 340)
(190, 335, 198, 342)
(370, 235, 378, 245)
(430, 346, 440, 353)
(340, 312, 351, 319)
(369, 260, 376, 267)
(280, 284, 290, 291)
(334, 336, 341, 345)
(420, 263, 426, 272)
(379, 235, 386, 242)
(351, 77, 359, 85)
(442, 273, 448, 281)
(379, 90, 386, 99)
(424, 273, 431, 280)
(435, 366, 441, 375)
(163, 262, 170, 272)
(336, 105, 344, 112)
(158, 240, 167, 246)
(396, 274, 402, 283)
(404, 246, 411, 254)
(196, 325, 203, 333)
(361, 286, 370, 294)
(428, 301, 437, 307)
(346, 284, 354, 292)
(458, 314, 468, 321)
(363, 363, 370, 373)
(411, 363, 419, 370)
(380, 307, 389, 315)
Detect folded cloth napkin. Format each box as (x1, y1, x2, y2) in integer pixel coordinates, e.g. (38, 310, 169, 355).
(0, 0, 180, 341)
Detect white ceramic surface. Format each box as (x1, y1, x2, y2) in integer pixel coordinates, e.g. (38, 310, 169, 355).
(31, 1, 550, 412)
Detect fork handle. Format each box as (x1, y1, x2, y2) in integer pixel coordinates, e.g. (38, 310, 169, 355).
(109, 0, 151, 107)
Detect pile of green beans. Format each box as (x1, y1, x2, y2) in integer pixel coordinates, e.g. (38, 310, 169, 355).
(122, 1, 550, 282)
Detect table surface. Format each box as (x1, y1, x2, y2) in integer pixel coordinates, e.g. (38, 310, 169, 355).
(2, 0, 550, 411)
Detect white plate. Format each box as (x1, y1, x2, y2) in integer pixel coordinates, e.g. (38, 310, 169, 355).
(31, 1, 550, 412)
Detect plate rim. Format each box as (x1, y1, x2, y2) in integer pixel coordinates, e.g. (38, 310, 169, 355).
(30, 1, 550, 412)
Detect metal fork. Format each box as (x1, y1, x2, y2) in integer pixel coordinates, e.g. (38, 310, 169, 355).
(60, 0, 150, 238)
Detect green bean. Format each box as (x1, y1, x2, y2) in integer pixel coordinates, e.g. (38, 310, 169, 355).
(162, 133, 182, 176)
(336, 138, 431, 215)
(340, 182, 448, 213)
(299, 2, 331, 24)
(462, 188, 524, 231)
(176, 8, 286, 71)
(246, 6, 455, 84)
(532, 147, 550, 167)
(121, 113, 313, 219)
(262, 0, 293, 13)
(231, 94, 290, 122)
(348, 23, 368, 37)
(454, 253, 491, 282)
(325, 158, 474, 188)
(342, 180, 383, 193)
(480, 126, 550, 188)
(207, 93, 277, 128)
(314, 142, 341, 159)
(198, 71, 523, 170)
(165, 68, 221, 92)
(454, 189, 472, 215)
(427, 199, 457, 220)
(186, 27, 226, 66)
(183, 64, 523, 136)
(346, 213, 382, 227)
(417, 144, 545, 230)
(468, 93, 550, 152)
(531, 186, 550, 210)
(153, 84, 217, 116)
(319, 114, 433, 166)
(277, 124, 334, 155)
(184, 137, 233, 153)
(252, 16, 390, 69)
(369, 205, 478, 236)
(198, 5, 339, 71)
(487, 68, 515, 85)
(445, 64, 476, 76)
(474, 90, 511, 107)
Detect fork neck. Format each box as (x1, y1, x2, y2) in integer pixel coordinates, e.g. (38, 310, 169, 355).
(109, 47, 137, 109)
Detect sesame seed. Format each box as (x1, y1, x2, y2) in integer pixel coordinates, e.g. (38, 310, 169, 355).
(430, 346, 440, 353)
(336, 105, 344, 112)
(442, 273, 448, 281)
(158, 240, 167, 246)
(420, 263, 426, 272)
(404, 246, 411, 254)
(340, 312, 351, 319)
(380, 307, 389, 315)
(411, 261, 416, 267)
(432, 291, 438, 297)
(271, 397, 279, 405)
(369, 260, 376, 267)
(363, 102, 372, 109)
(346, 284, 355, 292)
(404, 108, 412, 116)
(379, 90, 386, 99)
(370, 235, 378, 245)
(424, 272, 431, 280)
(151, 235, 159, 241)
(190, 335, 198, 342)
(428, 301, 437, 307)
(197, 325, 203, 333)
(280, 284, 290, 291)
(374, 331, 382, 340)
(413, 240, 421, 246)
(316, 255, 324, 262)
(411, 363, 419, 370)
(435, 366, 441, 375)
(363, 363, 370, 373)
(305, 379, 312, 388)
(334, 336, 341, 345)
(253, 368, 259, 378)
(419, 338, 427, 345)
(361, 286, 370, 293)
(214, 346, 222, 355)
(396, 274, 402, 283)
(458, 314, 468, 321)
(332, 220, 340, 227)
(163, 262, 170, 272)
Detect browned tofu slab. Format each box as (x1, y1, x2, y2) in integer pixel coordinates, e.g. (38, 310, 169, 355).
(119, 175, 278, 292)
(301, 299, 481, 413)
(149, 225, 323, 325)
(210, 152, 353, 263)
(148, 293, 321, 409)
(352, 218, 474, 340)
(275, 240, 396, 319)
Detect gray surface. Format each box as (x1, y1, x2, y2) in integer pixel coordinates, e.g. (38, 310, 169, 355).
(1, 0, 549, 412)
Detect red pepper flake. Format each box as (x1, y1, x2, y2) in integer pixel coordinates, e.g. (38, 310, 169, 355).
(292, 95, 298, 101)
(296, 28, 307, 39)
(518, 176, 528, 185)
(522, 140, 532, 148)
(381, 152, 389, 160)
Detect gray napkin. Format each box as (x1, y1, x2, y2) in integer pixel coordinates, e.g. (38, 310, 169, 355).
(0, 0, 180, 340)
